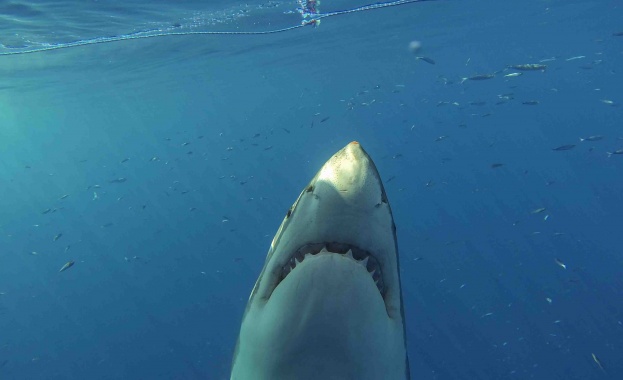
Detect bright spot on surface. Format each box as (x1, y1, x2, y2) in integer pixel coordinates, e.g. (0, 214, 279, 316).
(408, 40, 422, 53)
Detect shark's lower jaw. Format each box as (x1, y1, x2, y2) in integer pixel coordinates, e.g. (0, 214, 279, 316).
(274, 242, 385, 298)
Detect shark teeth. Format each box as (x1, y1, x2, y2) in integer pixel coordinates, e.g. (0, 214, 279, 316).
(360, 256, 369, 268)
(278, 243, 385, 296)
(345, 249, 354, 260)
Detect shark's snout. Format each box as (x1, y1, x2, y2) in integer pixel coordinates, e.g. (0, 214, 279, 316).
(313, 141, 387, 208)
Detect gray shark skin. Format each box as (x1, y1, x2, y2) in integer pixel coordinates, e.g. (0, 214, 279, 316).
(231, 141, 409, 380)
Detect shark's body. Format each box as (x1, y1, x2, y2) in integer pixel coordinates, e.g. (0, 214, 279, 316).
(231, 141, 409, 380)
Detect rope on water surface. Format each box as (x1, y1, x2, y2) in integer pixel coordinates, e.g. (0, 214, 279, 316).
(0, 0, 437, 56)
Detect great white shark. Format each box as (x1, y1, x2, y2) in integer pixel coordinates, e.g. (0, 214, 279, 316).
(231, 141, 409, 380)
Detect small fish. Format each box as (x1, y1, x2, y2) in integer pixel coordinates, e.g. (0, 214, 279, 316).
(41, 208, 52, 214)
(552, 144, 575, 151)
(481, 312, 494, 318)
(565, 55, 585, 61)
(504, 72, 522, 77)
(282, 128, 290, 133)
(120, 158, 130, 163)
(435, 135, 448, 142)
(320, 116, 330, 123)
(93, 192, 99, 201)
(579, 135, 603, 142)
(415, 56, 436, 65)
(264, 146, 273, 151)
(600, 99, 615, 105)
(606, 149, 623, 157)
(362, 100, 376, 107)
(546, 297, 552, 304)
(522, 100, 539, 105)
(555, 258, 567, 270)
(462, 74, 495, 83)
(59, 194, 69, 200)
(508, 64, 547, 71)
(592, 353, 606, 373)
(531, 207, 546, 214)
(613, 32, 623, 36)
(53, 233, 63, 241)
(491, 163, 504, 168)
(109, 177, 127, 183)
(59, 261, 75, 273)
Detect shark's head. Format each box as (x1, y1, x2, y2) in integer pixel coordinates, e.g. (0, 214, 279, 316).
(231, 141, 409, 380)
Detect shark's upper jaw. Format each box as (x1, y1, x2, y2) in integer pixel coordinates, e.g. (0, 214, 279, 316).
(253, 141, 402, 319)
(277, 242, 385, 297)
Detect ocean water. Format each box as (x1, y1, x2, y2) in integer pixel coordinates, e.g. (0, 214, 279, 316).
(0, 0, 622, 379)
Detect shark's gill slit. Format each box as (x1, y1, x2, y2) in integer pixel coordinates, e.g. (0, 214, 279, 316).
(275, 243, 385, 297)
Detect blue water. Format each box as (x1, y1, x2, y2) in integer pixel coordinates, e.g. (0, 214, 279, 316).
(1, 0, 622, 379)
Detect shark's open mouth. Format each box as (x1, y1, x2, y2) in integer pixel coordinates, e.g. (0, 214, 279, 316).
(276, 242, 385, 297)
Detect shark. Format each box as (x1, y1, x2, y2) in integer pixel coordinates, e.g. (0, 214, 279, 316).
(231, 141, 410, 380)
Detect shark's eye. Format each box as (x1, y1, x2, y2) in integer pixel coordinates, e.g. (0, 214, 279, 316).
(286, 208, 292, 218)
(306, 185, 314, 193)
